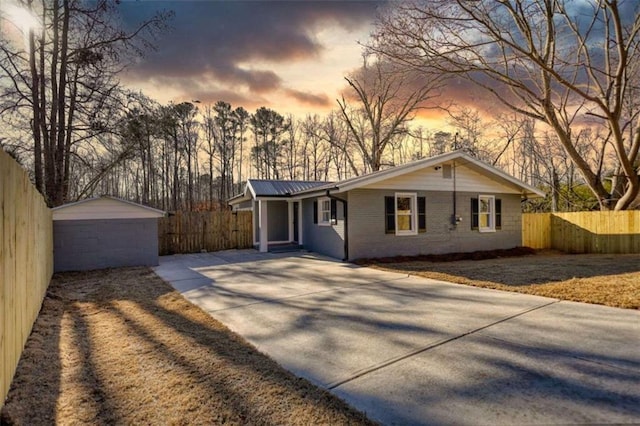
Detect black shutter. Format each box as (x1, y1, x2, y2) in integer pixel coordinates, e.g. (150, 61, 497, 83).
(313, 201, 318, 224)
(471, 198, 479, 230)
(418, 196, 426, 233)
(385, 196, 395, 234)
(495, 199, 502, 230)
(330, 199, 337, 225)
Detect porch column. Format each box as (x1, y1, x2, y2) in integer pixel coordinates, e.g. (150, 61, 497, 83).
(252, 201, 257, 246)
(259, 199, 268, 252)
(298, 200, 304, 245)
(288, 201, 294, 242)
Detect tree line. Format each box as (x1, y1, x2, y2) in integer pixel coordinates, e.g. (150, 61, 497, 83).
(1, 0, 638, 211)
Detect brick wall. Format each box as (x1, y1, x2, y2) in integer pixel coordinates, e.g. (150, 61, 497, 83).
(348, 189, 522, 260)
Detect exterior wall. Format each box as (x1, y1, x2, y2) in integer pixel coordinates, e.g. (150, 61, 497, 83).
(54, 218, 159, 272)
(302, 197, 345, 259)
(348, 189, 522, 260)
(267, 200, 289, 242)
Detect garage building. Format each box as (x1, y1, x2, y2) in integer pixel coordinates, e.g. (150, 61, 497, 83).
(52, 196, 165, 272)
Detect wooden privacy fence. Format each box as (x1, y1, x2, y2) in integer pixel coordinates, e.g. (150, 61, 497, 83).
(158, 210, 253, 255)
(1, 150, 53, 408)
(523, 211, 640, 253)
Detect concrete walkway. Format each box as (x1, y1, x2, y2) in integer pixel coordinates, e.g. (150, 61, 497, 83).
(153, 250, 640, 425)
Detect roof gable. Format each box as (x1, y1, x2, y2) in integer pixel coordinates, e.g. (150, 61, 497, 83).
(228, 151, 544, 203)
(52, 196, 166, 221)
(295, 151, 544, 198)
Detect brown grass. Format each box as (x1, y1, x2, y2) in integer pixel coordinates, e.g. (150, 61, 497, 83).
(1, 268, 375, 425)
(362, 251, 640, 310)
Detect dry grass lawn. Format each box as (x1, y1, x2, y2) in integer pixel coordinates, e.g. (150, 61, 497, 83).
(364, 251, 640, 310)
(1, 268, 374, 425)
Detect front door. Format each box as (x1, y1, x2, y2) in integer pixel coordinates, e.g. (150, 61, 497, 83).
(293, 202, 299, 242)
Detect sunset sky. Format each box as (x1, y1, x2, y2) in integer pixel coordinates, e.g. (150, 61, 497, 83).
(119, 1, 386, 116)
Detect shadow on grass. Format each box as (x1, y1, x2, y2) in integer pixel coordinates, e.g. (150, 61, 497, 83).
(1, 267, 374, 425)
(0, 285, 63, 425)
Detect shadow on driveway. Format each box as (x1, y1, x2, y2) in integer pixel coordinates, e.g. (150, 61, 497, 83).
(154, 250, 640, 425)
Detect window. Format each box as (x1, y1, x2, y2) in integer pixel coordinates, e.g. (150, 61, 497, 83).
(315, 198, 337, 226)
(471, 195, 500, 232)
(385, 193, 423, 235)
(318, 197, 331, 226)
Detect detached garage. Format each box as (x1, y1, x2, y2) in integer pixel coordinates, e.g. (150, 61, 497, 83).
(53, 196, 165, 272)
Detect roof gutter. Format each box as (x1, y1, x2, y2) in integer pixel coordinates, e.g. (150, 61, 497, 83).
(325, 188, 348, 261)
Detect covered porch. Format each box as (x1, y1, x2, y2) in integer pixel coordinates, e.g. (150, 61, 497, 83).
(253, 198, 304, 253)
(229, 179, 329, 254)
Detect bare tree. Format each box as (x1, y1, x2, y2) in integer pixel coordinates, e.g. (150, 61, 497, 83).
(446, 107, 499, 162)
(0, 0, 170, 206)
(337, 54, 445, 173)
(371, 0, 640, 210)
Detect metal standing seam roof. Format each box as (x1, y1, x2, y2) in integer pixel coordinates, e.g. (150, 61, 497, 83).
(248, 179, 331, 197)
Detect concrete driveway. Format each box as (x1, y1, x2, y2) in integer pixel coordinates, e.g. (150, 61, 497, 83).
(153, 250, 640, 425)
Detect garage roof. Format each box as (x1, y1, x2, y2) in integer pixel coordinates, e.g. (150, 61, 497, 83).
(52, 196, 166, 221)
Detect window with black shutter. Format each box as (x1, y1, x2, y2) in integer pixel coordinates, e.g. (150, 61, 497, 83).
(313, 200, 318, 224)
(385, 196, 395, 233)
(495, 199, 502, 230)
(418, 196, 426, 233)
(471, 198, 479, 230)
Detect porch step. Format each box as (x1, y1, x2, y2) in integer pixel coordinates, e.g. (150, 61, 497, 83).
(268, 243, 303, 253)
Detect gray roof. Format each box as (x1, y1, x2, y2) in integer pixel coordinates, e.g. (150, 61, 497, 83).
(248, 179, 330, 197)
(229, 151, 544, 203)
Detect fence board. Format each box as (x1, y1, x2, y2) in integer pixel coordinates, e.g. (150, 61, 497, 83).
(158, 210, 253, 255)
(523, 211, 640, 253)
(521, 213, 551, 249)
(0, 150, 53, 408)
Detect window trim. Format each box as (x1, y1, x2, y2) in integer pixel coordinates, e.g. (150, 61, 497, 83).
(395, 192, 418, 236)
(478, 194, 496, 233)
(317, 197, 331, 226)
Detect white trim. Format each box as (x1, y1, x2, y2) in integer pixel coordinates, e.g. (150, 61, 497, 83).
(288, 201, 294, 242)
(259, 199, 268, 252)
(252, 200, 257, 245)
(478, 194, 496, 233)
(395, 192, 418, 236)
(318, 197, 331, 226)
(267, 240, 290, 244)
(297, 201, 304, 245)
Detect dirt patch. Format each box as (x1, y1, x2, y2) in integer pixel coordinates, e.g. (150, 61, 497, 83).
(361, 251, 640, 310)
(1, 268, 375, 425)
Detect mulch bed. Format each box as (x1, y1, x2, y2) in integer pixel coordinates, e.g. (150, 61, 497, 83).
(354, 246, 537, 265)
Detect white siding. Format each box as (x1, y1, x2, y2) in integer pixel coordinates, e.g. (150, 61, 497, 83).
(53, 197, 165, 221)
(363, 162, 520, 194)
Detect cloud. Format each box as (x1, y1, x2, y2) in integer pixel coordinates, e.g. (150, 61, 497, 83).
(284, 88, 331, 107)
(119, 1, 382, 100)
